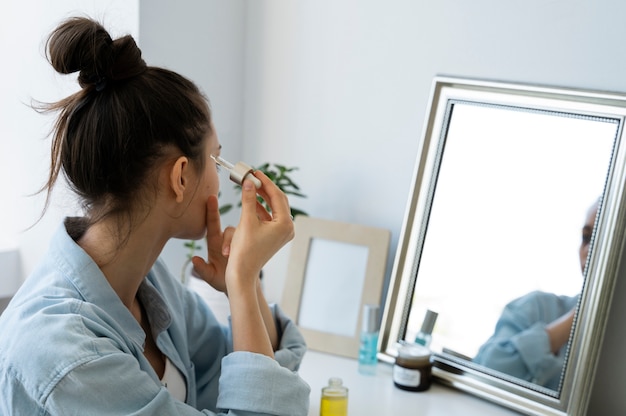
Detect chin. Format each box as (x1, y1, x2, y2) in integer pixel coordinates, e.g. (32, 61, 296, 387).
(189, 230, 207, 241)
(177, 227, 207, 241)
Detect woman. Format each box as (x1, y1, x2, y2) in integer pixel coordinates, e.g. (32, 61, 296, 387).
(0, 17, 309, 415)
(473, 200, 599, 390)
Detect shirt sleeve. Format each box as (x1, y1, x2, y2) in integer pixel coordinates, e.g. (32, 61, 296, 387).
(270, 303, 307, 371)
(211, 304, 311, 415)
(472, 291, 567, 388)
(217, 352, 310, 416)
(183, 288, 310, 415)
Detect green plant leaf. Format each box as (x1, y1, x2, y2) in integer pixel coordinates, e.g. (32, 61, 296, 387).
(219, 204, 233, 215)
(291, 207, 308, 218)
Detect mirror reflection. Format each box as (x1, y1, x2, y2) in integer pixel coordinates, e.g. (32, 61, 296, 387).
(402, 102, 616, 392)
(473, 199, 597, 390)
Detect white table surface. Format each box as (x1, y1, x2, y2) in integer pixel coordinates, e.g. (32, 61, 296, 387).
(299, 350, 521, 416)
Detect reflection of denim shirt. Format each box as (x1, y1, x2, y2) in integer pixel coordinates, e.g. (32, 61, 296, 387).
(0, 221, 310, 415)
(473, 290, 579, 390)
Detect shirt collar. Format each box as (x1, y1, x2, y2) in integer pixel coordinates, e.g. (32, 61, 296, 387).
(137, 277, 172, 336)
(50, 220, 146, 348)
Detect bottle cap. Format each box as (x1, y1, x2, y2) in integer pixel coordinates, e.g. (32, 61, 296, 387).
(328, 377, 343, 387)
(362, 304, 380, 333)
(230, 161, 262, 188)
(323, 377, 348, 397)
(397, 343, 431, 362)
(419, 309, 438, 335)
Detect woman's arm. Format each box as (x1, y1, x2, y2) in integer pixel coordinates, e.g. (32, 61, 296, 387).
(257, 279, 279, 351)
(225, 174, 293, 356)
(227, 278, 274, 357)
(545, 308, 575, 355)
(194, 172, 293, 358)
(473, 292, 573, 388)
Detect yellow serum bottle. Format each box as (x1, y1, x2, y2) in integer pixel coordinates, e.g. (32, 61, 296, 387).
(320, 377, 348, 416)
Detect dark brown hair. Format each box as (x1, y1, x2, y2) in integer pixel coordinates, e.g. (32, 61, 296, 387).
(39, 17, 211, 227)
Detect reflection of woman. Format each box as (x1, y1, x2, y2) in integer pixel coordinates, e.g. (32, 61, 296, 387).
(473, 201, 598, 390)
(0, 17, 309, 415)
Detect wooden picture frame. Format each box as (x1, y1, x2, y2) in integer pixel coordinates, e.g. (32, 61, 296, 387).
(281, 216, 390, 358)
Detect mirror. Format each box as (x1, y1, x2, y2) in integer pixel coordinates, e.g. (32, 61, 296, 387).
(379, 77, 626, 415)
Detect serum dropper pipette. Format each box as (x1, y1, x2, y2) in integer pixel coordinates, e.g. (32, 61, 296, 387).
(211, 154, 262, 189)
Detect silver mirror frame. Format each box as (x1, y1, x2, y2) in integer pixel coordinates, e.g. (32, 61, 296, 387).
(378, 76, 626, 416)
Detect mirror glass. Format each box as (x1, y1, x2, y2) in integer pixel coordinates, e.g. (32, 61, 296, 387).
(379, 77, 626, 415)
(405, 102, 615, 388)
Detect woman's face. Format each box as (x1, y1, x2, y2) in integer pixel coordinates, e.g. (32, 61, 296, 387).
(579, 202, 599, 273)
(175, 127, 221, 240)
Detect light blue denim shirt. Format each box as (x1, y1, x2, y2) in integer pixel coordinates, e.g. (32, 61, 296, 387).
(473, 290, 579, 390)
(0, 220, 310, 415)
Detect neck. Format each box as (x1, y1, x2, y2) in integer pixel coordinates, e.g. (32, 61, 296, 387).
(77, 216, 169, 308)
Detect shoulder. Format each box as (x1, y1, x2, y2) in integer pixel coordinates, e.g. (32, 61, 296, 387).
(504, 290, 551, 311)
(498, 291, 552, 320)
(504, 290, 577, 322)
(508, 290, 577, 307)
(0, 295, 126, 406)
(0, 256, 139, 406)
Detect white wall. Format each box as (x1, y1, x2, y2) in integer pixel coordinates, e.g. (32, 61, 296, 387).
(139, 1, 626, 413)
(1, 0, 139, 285)
(240, 0, 626, 306)
(139, 0, 246, 281)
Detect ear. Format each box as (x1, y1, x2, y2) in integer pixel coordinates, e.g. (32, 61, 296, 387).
(169, 156, 190, 203)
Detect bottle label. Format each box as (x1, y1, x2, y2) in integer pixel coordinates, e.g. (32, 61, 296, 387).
(393, 365, 421, 387)
(358, 332, 379, 366)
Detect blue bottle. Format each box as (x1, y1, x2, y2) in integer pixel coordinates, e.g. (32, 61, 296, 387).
(358, 304, 380, 375)
(414, 309, 438, 348)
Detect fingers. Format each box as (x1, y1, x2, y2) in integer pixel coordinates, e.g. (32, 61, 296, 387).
(255, 200, 273, 221)
(192, 195, 229, 291)
(205, 195, 222, 235)
(191, 255, 227, 294)
(240, 177, 261, 221)
(205, 194, 226, 260)
(250, 171, 291, 222)
(222, 226, 235, 256)
(191, 256, 210, 278)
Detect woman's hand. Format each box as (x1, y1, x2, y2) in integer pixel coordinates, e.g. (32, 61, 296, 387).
(190, 171, 291, 356)
(225, 171, 294, 292)
(226, 171, 294, 356)
(191, 171, 294, 294)
(190, 194, 232, 294)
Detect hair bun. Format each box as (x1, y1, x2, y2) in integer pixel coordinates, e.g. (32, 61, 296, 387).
(109, 36, 146, 82)
(47, 17, 145, 90)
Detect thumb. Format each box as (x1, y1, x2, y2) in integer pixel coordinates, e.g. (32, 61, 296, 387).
(240, 178, 258, 217)
(190, 256, 210, 278)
